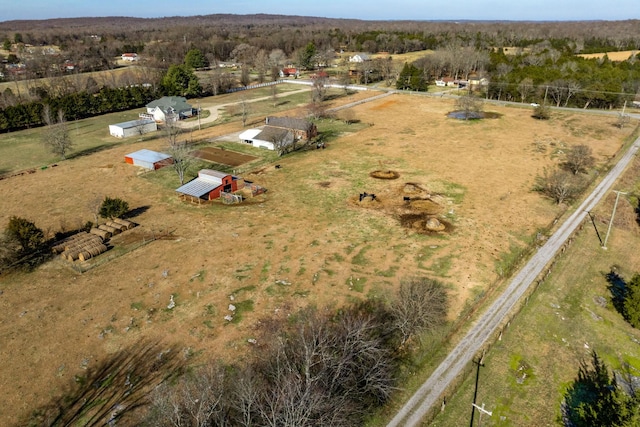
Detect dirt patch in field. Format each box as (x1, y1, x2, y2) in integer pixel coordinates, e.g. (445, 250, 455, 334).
(192, 146, 257, 166)
(0, 94, 632, 426)
(370, 169, 401, 179)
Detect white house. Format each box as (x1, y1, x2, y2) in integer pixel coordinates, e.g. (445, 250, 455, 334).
(349, 53, 371, 63)
(109, 119, 157, 138)
(146, 96, 193, 123)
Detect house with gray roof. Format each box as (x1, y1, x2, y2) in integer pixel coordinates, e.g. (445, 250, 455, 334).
(146, 96, 193, 123)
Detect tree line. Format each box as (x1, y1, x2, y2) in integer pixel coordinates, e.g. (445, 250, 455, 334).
(0, 84, 158, 132)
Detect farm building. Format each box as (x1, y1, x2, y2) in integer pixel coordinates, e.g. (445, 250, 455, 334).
(124, 149, 173, 170)
(279, 67, 299, 77)
(349, 53, 370, 63)
(176, 169, 245, 202)
(121, 53, 139, 61)
(146, 96, 194, 123)
(239, 127, 294, 151)
(265, 116, 318, 140)
(109, 119, 157, 138)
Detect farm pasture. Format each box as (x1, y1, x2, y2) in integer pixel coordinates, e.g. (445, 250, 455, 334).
(0, 93, 633, 426)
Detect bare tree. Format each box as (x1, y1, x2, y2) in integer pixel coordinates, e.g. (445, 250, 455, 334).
(455, 95, 484, 120)
(42, 105, 73, 159)
(240, 96, 250, 127)
(518, 77, 535, 103)
(390, 277, 449, 346)
(564, 144, 595, 174)
(165, 121, 192, 185)
(535, 167, 585, 204)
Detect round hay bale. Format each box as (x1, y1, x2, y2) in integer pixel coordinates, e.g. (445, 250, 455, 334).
(106, 221, 127, 231)
(90, 227, 110, 240)
(90, 244, 108, 256)
(113, 218, 135, 229)
(78, 251, 92, 262)
(99, 224, 120, 235)
(425, 217, 446, 231)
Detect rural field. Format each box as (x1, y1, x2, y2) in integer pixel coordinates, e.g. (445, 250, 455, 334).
(0, 88, 635, 425)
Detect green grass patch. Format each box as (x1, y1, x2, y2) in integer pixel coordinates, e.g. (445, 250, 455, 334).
(351, 245, 371, 266)
(346, 276, 367, 293)
(230, 285, 256, 297)
(130, 301, 144, 311)
(230, 299, 254, 324)
(375, 266, 399, 277)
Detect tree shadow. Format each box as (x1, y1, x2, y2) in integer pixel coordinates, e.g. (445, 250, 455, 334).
(606, 267, 627, 317)
(65, 144, 113, 160)
(123, 205, 151, 220)
(23, 340, 185, 427)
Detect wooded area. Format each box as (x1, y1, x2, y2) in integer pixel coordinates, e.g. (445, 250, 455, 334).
(0, 16, 639, 132)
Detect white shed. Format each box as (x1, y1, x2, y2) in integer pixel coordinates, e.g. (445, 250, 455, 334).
(124, 149, 173, 170)
(109, 119, 157, 138)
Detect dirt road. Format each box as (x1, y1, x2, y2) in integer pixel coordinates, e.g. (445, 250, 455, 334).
(387, 134, 640, 427)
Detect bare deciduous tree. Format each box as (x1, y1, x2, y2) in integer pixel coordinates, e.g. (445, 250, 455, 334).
(42, 105, 73, 159)
(564, 144, 595, 174)
(391, 277, 449, 346)
(535, 167, 585, 204)
(455, 95, 484, 120)
(165, 121, 192, 185)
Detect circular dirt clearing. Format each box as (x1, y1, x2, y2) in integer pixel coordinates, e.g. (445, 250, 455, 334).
(399, 213, 452, 234)
(370, 170, 400, 180)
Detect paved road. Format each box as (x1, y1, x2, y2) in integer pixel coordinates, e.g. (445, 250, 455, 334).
(387, 134, 640, 427)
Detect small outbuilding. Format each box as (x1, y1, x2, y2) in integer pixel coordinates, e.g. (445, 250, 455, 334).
(124, 149, 173, 170)
(176, 169, 244, 202)
(109, 119, 157, 138)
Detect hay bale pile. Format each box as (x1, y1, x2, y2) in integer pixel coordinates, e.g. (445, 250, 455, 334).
(53, 231, 108, 262)
(112, 218, 136, 229)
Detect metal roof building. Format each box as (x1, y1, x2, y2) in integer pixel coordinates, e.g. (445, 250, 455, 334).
(124, 149, 173, 170)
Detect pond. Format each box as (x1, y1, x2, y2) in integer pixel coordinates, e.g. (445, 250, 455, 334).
(447, 111, 502, 120)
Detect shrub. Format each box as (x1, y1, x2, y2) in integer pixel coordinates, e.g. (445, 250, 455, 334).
(6, 216, 44, 252)
(99, 197, 129, 219)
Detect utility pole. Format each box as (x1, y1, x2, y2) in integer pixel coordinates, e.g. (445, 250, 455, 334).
(585, 211, 603, 246)
(197, 100, 201, 131)
(603, 190, 627, 249)
(469, 352, 485, 427)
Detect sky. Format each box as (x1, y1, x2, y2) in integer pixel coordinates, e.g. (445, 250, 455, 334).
(1, 0, 638, 22)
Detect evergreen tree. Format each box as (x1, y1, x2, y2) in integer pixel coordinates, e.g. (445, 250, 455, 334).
(99, 197, 129, 219)
(161, 64, 201, 97)
(6, 216, 44, 252)
(184, 48, 208, 69)
(563, 351, 640, 427)
(396, 63, 428, 91)
(623, 274, 640, 328)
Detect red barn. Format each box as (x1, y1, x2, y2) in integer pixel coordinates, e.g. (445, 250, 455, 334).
(175, 169, 244, 203)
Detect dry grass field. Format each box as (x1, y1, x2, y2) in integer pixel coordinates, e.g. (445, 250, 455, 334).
(0, 93, 634, 425)
(578, 50, 639, 61)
